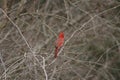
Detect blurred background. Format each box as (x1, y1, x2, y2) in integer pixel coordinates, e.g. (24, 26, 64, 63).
(0, 0, 120, 80)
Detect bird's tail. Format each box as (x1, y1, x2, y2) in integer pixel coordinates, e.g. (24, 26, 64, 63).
(54, 47, 58, 58)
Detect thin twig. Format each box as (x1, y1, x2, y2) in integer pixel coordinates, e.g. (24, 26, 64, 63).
(0, 8, 48, 80)
(0, 53, 7, 80)
(42, 57, 48, 80)
(0, 28, 12, 44)
(0, 8, 33, 54)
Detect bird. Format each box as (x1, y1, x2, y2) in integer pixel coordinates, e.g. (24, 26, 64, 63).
(54, 32, 64, 58)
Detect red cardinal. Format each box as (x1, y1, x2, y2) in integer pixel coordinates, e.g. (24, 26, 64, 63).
(54, 32, 64, 58)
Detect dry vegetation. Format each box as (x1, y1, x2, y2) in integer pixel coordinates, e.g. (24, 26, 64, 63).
(0, 0, 120, 80)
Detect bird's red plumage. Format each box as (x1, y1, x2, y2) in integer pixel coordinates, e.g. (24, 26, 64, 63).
(54, 32, 64, 58)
